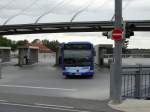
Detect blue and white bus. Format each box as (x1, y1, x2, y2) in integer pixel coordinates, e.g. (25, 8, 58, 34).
(61, 42, 95, 78)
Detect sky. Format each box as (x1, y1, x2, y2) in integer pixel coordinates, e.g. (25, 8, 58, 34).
(0, 0, 150, 48)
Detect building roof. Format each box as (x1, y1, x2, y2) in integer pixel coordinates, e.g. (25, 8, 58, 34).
(32, 43, 51, 53)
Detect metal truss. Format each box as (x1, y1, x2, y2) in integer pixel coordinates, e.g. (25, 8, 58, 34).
(0, 20, 150, 35)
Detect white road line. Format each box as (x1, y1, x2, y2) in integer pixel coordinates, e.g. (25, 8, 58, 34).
(0, 102, 89, 112)
(35, 103, 74, 109)
(0, 85, 77, 91)
(0, 100, 8, 102)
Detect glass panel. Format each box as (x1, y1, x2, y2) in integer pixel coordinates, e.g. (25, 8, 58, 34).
(64, 50, 92, 58)
(64, 50, 92, 66)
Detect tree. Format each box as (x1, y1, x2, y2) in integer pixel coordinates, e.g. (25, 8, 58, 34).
(42, 39, 49, 46)
(16, 39, 29, 46)
(31, 39, 41, 44)
(11, 41, 17, 52)
(42, 40, 60, 52)
(0, 36, 19, 51)
(0, 36, 11, 46)
(49, 40, 60, 52)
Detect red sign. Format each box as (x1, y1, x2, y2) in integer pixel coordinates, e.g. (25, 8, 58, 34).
(112, 28, 123, 40)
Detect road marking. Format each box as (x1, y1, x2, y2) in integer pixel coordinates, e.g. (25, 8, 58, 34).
(0, 85, 77, 91)
(35, 103, 74, 109)
(0, 102, 89, 112)
(0, 100, 7, 102)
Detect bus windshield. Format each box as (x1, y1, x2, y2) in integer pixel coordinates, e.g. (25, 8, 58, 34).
(64, 50, 92, 66)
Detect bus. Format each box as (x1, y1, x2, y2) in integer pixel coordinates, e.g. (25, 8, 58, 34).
(61, 42, 95, 78)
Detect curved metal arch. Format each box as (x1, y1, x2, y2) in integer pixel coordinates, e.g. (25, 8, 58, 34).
(35, 0, 69, 24)
(3, 0, 39, 25)
(70, 0, 109, 22)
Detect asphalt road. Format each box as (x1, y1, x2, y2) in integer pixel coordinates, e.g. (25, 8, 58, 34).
(0, 94, 120, 112)
(0, 102, 89, 112)
(0, 55, 110, 100)
(0, 54, 149, 112)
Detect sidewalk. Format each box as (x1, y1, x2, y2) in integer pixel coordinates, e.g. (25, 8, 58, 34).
(109, 99, 150, 112)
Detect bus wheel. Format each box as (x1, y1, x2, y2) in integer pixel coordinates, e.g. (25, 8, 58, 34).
(65, 76, 70, 79)
(88, 75, 93, 79)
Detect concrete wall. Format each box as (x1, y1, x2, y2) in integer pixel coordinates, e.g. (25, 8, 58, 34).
(0, 47, 11, 62)
(29, 49, 38, 64)
(18, 47, 39, 65)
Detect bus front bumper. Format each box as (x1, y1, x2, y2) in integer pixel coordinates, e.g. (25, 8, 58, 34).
(63, 72, 94, 76)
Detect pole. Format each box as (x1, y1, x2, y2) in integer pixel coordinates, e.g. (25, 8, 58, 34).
(0, 59, 2, 79)
(111, 0, 123, 104)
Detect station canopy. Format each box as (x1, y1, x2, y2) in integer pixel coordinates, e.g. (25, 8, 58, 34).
(0, 0, 150, 25)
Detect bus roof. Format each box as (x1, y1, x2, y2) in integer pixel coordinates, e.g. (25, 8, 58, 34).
(65, 42, 92, 45)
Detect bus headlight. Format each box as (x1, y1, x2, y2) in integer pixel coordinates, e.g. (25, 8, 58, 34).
(89, 70, 94, 72)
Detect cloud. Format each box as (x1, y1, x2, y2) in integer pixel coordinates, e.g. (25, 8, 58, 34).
(0, 0, 150, 24)
(1, 0, 150, 48)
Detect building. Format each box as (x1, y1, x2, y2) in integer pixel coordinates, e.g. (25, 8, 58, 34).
(18, 46, 39, 65)
(0, 47, 11, 62)
(94, 44, 113, 66)
(32, 43, 51, 53)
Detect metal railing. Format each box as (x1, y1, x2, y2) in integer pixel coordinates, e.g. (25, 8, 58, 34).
(104, 54, 150, 58)
(122, 64, 150, 99)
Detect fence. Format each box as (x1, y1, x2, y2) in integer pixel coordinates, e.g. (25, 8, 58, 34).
(104, 54, 150, 58)
(38, 53, 56, 65)
(122, 65, 150, 99)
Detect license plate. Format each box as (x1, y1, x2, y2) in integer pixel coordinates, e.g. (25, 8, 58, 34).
(76, 73, 81, 75)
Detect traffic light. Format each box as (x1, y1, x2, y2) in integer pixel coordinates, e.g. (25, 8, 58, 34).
(125, 22, 135, 38)
(122, 40, 129, 48)
(102, 31, 112, 39)
(102, 22, 135, 39)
